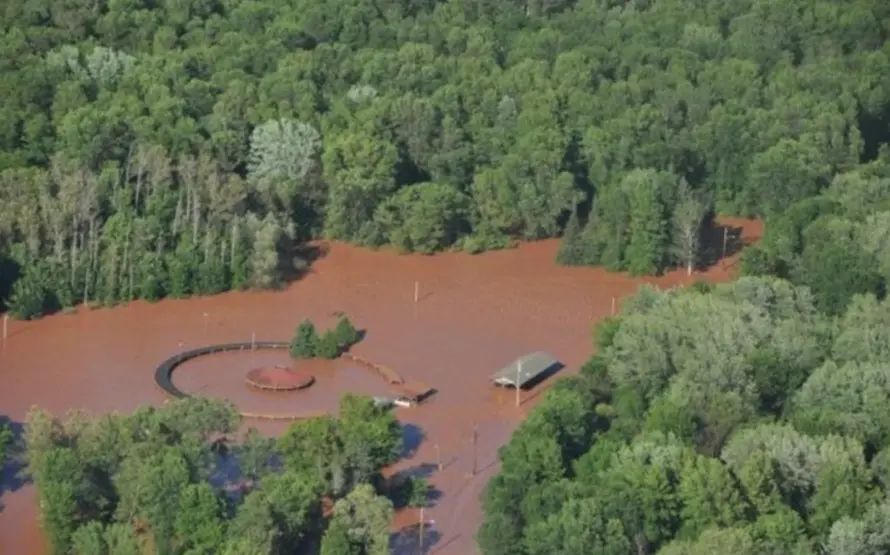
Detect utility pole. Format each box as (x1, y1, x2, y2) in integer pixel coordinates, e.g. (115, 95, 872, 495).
(471, 422, 478, 476)
(2, 313, 7, 346)
(611, 296, 616, 316)
(722, 226, 729, 266)
(414, 281, 419, 303)
(515, 362, 521, 406)
(251, 331, 256, 350)
(418, 506, 425, 553)
(203, 312, 208, 335)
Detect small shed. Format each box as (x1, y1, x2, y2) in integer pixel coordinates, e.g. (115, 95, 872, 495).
(490, 352, 562, 389)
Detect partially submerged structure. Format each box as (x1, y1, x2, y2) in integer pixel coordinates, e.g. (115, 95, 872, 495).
(490, 352, 562, 389)
(392, 384, 437, 407)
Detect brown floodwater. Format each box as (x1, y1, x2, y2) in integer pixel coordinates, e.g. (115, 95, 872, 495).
(0, 218, 761, 555)
(176, 354, 395, 416)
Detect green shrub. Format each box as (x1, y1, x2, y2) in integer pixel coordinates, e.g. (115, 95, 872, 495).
(290, 320, 319, 359)
(316, 331, 342, 359)
(333, 316, 360, 349)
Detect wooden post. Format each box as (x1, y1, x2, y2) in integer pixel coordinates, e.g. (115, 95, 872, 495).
(419, 506, 425, 553)
(251, 331, 256, 350)
(414, 281, 419, 303)
(435, 443, 442, 472)
(515, 360, 522, 407)
(203, 312, 208, 335)
(611, 296, 616, 316)
(2, 314, 7, 343)
(722, 226, 729, 265)
(472, 423, 478, 476)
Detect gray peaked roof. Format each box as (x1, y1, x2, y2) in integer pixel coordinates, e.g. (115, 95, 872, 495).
(490, 352, 561, 388)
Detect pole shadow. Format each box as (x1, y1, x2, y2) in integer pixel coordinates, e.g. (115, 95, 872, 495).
(390, 523, 442, 555)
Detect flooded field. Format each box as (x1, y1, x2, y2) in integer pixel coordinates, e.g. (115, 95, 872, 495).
(0, 218, 761, 555)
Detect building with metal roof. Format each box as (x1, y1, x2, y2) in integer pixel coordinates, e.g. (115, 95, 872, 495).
(490, 352, 562, 389)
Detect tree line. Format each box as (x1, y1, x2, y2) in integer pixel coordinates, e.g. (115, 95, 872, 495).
(2, 0, 888, 318)
(479, 276, 890, 555)
(18, 394, 414, 555)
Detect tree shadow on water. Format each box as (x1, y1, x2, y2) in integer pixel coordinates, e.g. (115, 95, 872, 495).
(386, 463, 443, 510)
(401, 423, 425, 459)
(281, 242, 330, 283)
(1, 419, 29, 512)
(352, 328, 368, 344)
(390, 523, 442, 555)
(395, 462, 438, 481)
(700, 219, 747, 269)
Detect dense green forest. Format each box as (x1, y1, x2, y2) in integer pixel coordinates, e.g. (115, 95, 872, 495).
(20, 393, 432, 555)
(478, 277, 890, 555)
(2, 0, 889, 318)
(740, 155, 890, 315)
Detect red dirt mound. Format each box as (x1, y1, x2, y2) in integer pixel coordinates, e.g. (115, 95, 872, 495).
(245, 366, 315, 391)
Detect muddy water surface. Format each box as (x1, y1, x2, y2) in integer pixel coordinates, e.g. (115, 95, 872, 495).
(0, 218, 761, 555)
(176, 353, 395, 416)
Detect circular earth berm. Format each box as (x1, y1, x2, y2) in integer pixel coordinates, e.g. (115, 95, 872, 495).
(246, 365, 315, 391)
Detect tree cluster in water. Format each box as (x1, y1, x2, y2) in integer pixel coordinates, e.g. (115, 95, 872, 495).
(1, 0, 888, 318)
(479, 277, 890, 555)
(19, 394, 411, 555)
(289, 315, 361, 360)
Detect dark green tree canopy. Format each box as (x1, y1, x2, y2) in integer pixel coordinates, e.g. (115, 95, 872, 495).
(2, 0, 887, 318)
(481, 278, 890, 555)
(23, 394, 404, 555)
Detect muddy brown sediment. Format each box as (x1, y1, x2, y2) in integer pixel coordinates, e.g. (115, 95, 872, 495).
(245, 365, 315, 391)
(0, 218, 761, 555)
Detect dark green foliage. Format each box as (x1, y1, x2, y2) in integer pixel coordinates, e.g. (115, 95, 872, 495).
(25, 395, 400, 555)
(0, 419, 13, 487)
(289, 320, 319, 359)
(7, 270, 53, 320)
(316, 331, 342, 360)
(333, 316, 360, 349)
(592, 317, 622, 351)
(0, 0, 886, 321)
(688, 280, 713, 295)
(408, 477, 431, 508)
(289, 315, 362, 360)
(320, 518, 362, 555)
(482, 278, 890, 555)
(555, 210, 584, 265)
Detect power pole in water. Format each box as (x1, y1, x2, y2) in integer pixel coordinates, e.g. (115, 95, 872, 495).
(515, 360, 522, 407)
(472, 423, 479, 476)
(418, 506, 425, 553)
(414, 281, 419, 303)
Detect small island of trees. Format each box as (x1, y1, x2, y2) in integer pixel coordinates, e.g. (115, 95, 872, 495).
(289, 315, 361, 360)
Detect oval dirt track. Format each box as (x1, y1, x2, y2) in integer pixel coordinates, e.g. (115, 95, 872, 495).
(0, 219, 760, 555)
